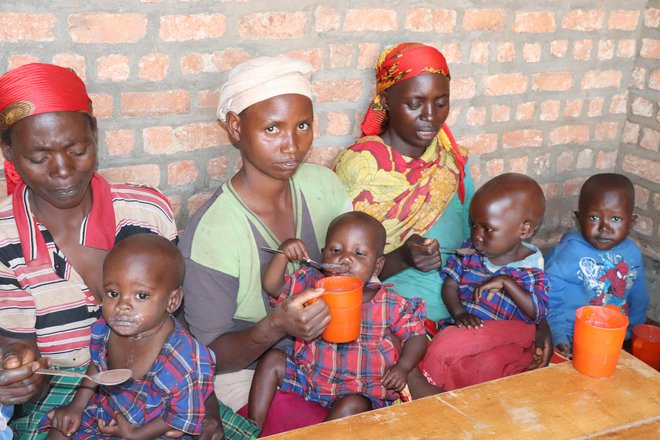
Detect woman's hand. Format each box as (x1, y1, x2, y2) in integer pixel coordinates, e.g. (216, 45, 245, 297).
(0, 341, 49, 405)
(529, 319, 553, 370)
(401, 234, 442, 272)
(272, 288, 330, 342)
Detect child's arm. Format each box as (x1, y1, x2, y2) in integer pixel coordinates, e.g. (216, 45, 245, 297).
(47, 364, 99, 437)
(382, 334, 427, 392)
(625, 261, 649, 335)
(98, 412, 172, 440)
(262, 238, 310, 298)
(442, 278, 483, 329)
(474, 275, 537, 320)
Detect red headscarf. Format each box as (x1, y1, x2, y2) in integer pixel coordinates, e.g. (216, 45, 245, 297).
(0, 63, 92, 195)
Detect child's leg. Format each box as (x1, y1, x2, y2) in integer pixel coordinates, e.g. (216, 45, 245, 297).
(248, 349, 286, 428)
(324, 394, 372, 421)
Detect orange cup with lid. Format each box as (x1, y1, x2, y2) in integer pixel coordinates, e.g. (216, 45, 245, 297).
(314, 276, 363, 343)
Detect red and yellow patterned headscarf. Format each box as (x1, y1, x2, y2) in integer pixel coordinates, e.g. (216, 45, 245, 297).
(0, 63, 92, 195)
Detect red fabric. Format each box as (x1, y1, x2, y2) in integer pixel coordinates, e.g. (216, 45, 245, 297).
(420, 320, 535, 391)
(0, 63, 92, 195)
(237, 390, 328, 437)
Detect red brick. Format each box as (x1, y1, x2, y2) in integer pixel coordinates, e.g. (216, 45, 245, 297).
(469, 163, 481, 186)
(7, 54, 40, 70)
(99, 164, 160, 187)
(563, 177, 587, 197)
(588, 97, 605, 117)
(486, 159, 505, 177)
(640, 127, 659, 152)
(168, 160, 198, 186)
(512, 11, 556, 33)
(239, 12, 306, 39)
(329, 44, 353, 68)
(650, 69, 660, 91)
(139, 53, 169, 81)
(357, 44, 381, 70)
(581, 70, 622, 89)
(550, 40, 568, 58)
(609, 92, 628, 114)
(313, 80, 362, 103)
(305, 147, 340, 168)
(325, 112, 351, 136)
(97, 54, 130, 82)
(121, 91, 190, 116)
(532, 153, 551, 175)
(617, 39, 637, 58)
(405, 8, 456, 33)
(644, 8, 660, 28)
(466, 107, 486, 126)
(167, 194, 182, 220)
(564, 99, 583, 118)
(484, 73, 528, 96)
(207, 156, 230, 181)
(462, 9, 506, 31)
(198, 90, 220, 110)
(457, 134, 498, 155)
(143, 127, 175, 154)
(181, 53, 206, 75)
(491, 105, 510, 122)
(52, 53, 86, 81)
(177, 122, 229, 150)
(597, 40, 615, 60)
(105, 129, 134, 156)
(630, 67, 647, 90)
(160, 14, 226, 41)
(523, 43, 541, 62)
(532, 72, 573, 91)
(576, 149, 594, 169)
(540, 183, 559, 200)
(449, 77, 474, 100)
(90, 94, 113, 119)
(641, 38, 660, 59)
(314, 7, 340, 32)
(344, 9, 397, 31)
(632, 215, 653, 236)
(608, 10, 640, 30)
(0, 13, 55, 41)
(573, 40, 593, 60)
(442, 43, 462, 64)
(561, 9, 604, 31)
(515, 102, 535, 121)
(502, 130, 543, 148)
(283, 48, 322, 71)
(540, 100, 560, 121)
(549, 125, 590, 146)
(508, 157, 528, 174)
(211, 47, 252, 72)
(496, 42, 515, 62)
(631, 96, 653, 117)
(595, 151, 617, 169)
(469, 42, 489, 64)
(622, 122, 640, 144)
(594, 122, 619, 141)
(446, 106, 461, 127)
(622, 155, 660, 184)
(69, 14, 147, 43)
(188, 192, 214, 218)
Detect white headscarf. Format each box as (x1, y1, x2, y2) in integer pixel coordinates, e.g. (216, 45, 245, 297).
(217, 55, 314, 123)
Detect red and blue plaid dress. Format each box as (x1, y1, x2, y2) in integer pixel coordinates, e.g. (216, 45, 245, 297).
(278, 267, 426, 408)
(440, 242, 549, 323)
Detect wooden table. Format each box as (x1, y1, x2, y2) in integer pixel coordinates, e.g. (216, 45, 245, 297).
(264, 351, 660, 439)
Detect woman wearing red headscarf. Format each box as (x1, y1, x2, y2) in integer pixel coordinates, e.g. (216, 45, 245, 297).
(0, 63, 223, 439)
(334, 43, 552, 395)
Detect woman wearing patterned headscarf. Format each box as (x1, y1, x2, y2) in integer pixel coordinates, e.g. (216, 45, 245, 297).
(334, 44, 553, 391)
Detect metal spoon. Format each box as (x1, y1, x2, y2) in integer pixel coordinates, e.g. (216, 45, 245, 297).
(36, 368, 133, 386)
(259, 246, 347, 272)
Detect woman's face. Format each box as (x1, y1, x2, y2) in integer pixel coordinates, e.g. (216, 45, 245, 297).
(381, 73, 450, 159)
(1, 111, 97, 210)
(228, 94, 314, 182)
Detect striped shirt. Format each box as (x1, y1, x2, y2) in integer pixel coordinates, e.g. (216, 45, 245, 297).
(0, 174, 178, 368)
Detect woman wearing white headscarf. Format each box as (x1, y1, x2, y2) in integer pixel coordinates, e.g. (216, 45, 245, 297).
(179, 56, 350, 437)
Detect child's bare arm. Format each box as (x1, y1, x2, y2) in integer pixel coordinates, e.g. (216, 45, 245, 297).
(98, 412, 172, 440)
(382, 334, 427, 391)
(47, 364, 99, 436)
(442, 278, 483, 329)
(262, 238, 310, 297)
(474, 275, 536, 320)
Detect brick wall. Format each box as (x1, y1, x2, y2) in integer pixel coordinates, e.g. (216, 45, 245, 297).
(1, 0, 658, 317)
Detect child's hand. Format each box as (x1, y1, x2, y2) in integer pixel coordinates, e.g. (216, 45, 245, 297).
(98, 412, 135, 439)
(555, 343, 572, 359)
(382, 363, 408, 392)
(279, 238, 310, 262)
(454, 311, 483, 329)
(474, 275, 511, 302)
(47, 405, 83, 437)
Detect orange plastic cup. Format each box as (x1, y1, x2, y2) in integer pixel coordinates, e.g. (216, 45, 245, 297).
(572, 305, 629, 377)
(632, 324, 660, 370)
(315, 276, 363, 343)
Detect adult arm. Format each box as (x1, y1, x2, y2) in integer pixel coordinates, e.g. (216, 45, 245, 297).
(0, 335, 49, 405)
(381, 234, 441, 279)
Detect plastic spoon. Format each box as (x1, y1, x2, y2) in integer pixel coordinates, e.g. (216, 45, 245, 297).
(36, 368, 133, 386)
(259, 246, 347, 272)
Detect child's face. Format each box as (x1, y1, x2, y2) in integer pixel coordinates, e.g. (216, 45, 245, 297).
(469, 195, 530, 266)
(575, 187, 635, 251)
(322, 219, 384, 285)
(227, 93, 313, 182)
(102, 250, 181, 339)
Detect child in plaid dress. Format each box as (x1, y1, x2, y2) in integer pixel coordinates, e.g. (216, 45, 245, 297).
(42, 234, 216, 439)
(249, 212, 427, 427)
